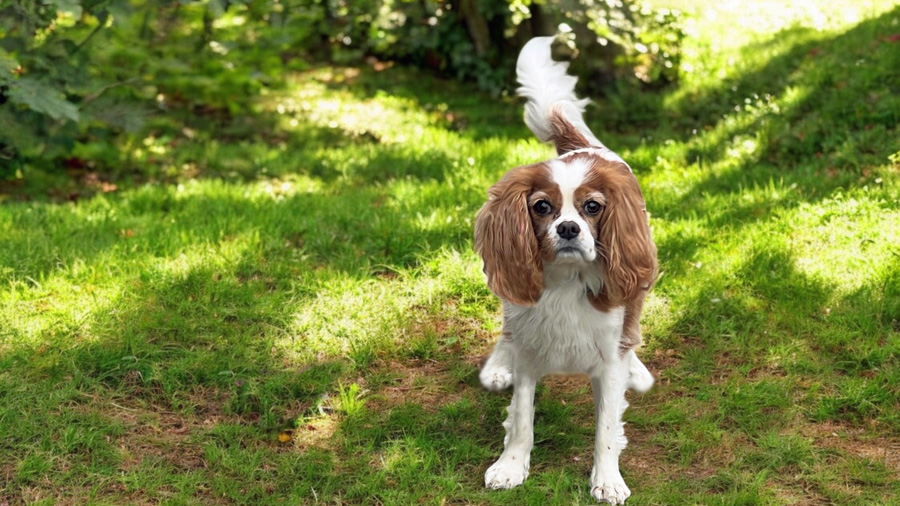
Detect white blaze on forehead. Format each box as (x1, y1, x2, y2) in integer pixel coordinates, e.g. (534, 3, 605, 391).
(549, 158, 590, 214)
(547, 157, 597, 262)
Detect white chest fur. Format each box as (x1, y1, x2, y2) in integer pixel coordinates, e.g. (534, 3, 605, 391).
(503, 271, 624, 375)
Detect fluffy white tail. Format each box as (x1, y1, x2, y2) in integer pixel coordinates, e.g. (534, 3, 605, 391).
(516, 37, 604, 152)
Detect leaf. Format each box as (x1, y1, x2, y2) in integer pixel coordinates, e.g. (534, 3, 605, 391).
(7, 77, 80, 122)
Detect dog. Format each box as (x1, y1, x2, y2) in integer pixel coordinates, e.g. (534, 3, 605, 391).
(474, 37, 657, 504)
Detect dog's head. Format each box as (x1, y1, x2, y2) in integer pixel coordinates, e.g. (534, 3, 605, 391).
(474, 111, 656, 307)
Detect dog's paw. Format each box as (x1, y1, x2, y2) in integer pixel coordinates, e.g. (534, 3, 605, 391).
(485, 459, 528, 489)
(590, 468, 630, 504)
(626, 355, 654, 394)
(479, 364, 513, 391)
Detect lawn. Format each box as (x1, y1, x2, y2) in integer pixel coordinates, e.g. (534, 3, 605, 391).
(1, 0, 899, 504)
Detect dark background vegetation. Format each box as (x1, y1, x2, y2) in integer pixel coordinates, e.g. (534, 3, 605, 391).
(0, 0, 682, 184)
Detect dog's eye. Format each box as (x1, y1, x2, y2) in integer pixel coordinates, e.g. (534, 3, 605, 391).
(532, 200, 552, 215)
(583, 200, 603, 215)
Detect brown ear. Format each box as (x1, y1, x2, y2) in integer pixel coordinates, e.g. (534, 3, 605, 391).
(598, 179, 658, 303)
(474, 166, 543, 306)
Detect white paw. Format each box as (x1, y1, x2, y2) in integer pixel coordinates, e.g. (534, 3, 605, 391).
(484, 459, 528, 489)
(590, 469, 630, 504)
(479, 365, 513, 391)
(627, 354, 654, 394)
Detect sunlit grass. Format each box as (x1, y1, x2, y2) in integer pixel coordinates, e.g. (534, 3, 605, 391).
(666, 0, 895, 80)
(2, 0, 899, 503)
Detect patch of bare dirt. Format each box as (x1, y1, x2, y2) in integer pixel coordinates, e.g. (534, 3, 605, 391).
(799, 420, 900, 473)
(644, 346, 681, 375)
(4, 483, 164, 506)
(1, 455, 15, 486)
(619, 427, 670, 476)
(622, 427, 750, 486)
(368, 358, 466, 413)
(756, 420, 900, 504)
(542, 374, 594, 409)
(288, 355, 475, 452)
(102, 392, 224, 473)
(289, 412, 340, 451)
(406, 305, 496, 355)
(60, 383, 280, 479)
(767, 483, 832, 506)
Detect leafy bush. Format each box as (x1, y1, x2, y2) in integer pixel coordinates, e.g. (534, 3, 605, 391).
(325, 0, 685, 95)
(0, 0, 112, 175)
(0, 0, 683, 176)
(0, 0, 313, 176)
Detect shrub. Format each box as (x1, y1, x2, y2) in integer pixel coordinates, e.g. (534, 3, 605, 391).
(0, 0, 683, 175)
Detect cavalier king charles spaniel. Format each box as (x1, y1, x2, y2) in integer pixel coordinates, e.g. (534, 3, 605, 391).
(474, 37, 657, 504)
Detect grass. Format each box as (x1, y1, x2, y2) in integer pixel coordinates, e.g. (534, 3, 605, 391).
(2, 0, 900, 504)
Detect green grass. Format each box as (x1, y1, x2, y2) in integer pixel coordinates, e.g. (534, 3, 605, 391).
(2, 0, 900, 504)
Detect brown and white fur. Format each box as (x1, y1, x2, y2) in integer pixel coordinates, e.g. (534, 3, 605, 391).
(474, 37, 657, 504)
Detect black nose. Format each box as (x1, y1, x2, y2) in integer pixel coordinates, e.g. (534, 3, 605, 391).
(556, 221, 580, 240)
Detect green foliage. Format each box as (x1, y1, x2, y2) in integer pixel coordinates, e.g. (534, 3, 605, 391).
(1, 1, 899, 503)
(0, 0, 314, 174)
(8, 76, 80, 121)
(556, 0, 685, 88)
(1, 0, 683, 175)
(325, 0, 685, 94)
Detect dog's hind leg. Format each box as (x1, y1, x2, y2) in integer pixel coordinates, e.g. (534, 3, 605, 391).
(479, 331, 516, 391)
(625, 349, 654, 394)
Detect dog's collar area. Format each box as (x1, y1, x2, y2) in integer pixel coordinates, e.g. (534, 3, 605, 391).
(558, 146, 607, 159)
(558, 146, 633, 173)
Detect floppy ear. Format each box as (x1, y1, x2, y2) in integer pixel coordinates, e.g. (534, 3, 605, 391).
(597, 180, 658, 303)
(474, 167, 543, 306)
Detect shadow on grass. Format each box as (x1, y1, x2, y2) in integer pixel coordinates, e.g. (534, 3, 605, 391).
(0, 242, 352, 502)
(678, 6, 898, 172)
(604, 7, 900, 146)
(148, 106, 472, 186)
(651, 239, 900, 431)
(0, 154, 483, 288)
(33, 248, 345, 416)
(314, 64, 531, 142)
(629, 238, 899, 500)
(650, 7, 900, 280)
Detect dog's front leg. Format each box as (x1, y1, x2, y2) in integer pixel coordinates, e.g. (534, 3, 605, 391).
(484, 369, 536, 490)
(589, 358, 631, 504)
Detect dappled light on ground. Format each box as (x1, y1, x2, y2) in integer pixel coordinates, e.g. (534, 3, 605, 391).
(1, 0, 899, 503)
